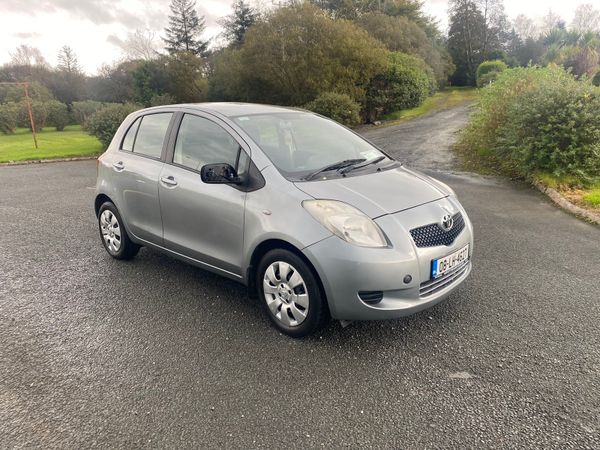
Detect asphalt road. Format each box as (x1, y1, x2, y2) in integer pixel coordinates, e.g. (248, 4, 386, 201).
(1, 107, 600, 448)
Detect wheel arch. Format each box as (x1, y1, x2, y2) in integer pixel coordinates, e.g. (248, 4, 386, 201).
(94, 193, 113, 217)
(246, 239, 327, 308)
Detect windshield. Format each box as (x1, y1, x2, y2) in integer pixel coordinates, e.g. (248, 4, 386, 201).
(232, 112, 392, 180)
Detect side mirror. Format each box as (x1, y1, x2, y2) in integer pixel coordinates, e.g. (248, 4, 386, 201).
(200, 163, 243, 184)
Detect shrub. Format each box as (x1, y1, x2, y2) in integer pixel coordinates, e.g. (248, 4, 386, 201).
(239, 3, 388, 105)
(458, 66, 600, 184)
(357, 12, 453, 89)
(72, 100, 105, 125)
(304, 92, 361, 127)
(46, 100, 69, 131)
(593, 71, 600, 87)
(0, 103, 18, 135)
(16, 100, 47, 132)
(149, 93, 176, 107)
(365, 52, 430, 122)
(84, 103, 141, 149)
(476, 60, 508, 87)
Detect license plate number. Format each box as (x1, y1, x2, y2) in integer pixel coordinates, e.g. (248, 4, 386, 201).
(431, 244, 469, 279)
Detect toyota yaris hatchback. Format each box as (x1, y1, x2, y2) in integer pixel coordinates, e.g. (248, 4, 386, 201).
(95, 103, 473, 337)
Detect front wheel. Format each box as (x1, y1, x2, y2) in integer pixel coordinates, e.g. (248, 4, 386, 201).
(257, 249, 329, 337)
(98, 202, 140, 260)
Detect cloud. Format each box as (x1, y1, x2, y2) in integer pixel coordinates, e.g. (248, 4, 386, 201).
(12, 32, 41, 39)
(106, 34, 125, 48)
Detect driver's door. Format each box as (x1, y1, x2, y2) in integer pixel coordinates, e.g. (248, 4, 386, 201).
(158, 113, 249, 277)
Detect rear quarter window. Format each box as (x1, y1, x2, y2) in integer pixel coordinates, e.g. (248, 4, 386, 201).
(129, 113, 173, 159)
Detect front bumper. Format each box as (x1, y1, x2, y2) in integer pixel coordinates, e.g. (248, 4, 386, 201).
(302, 197, 474, 321)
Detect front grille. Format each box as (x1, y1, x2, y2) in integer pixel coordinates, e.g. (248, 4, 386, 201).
(419, 260, 470, 297)
(409, 212, 465, 248)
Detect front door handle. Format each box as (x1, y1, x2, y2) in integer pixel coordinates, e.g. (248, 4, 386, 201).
(160, 175, 178, 187)
(113, 161, 124, 171)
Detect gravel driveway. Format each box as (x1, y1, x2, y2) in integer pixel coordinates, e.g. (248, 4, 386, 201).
(1, 106, 599, 448)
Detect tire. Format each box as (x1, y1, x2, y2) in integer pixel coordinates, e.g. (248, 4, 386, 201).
(98, 202, 140, 260)
(257, 249, 329, 337)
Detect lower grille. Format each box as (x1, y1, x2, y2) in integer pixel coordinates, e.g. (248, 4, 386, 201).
(410, 212, 465, 248)
(419, 260, 470, 297)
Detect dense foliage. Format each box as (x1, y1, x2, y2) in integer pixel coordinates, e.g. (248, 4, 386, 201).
(236, 3, 388, 106)
(365, 52, 431, 121)
(458, 66, 600, 184)
(0, 103, 18, 134)
(84, 103, 141, 148)
(303, 92, 361, 127)
(476, 60, 508, 87)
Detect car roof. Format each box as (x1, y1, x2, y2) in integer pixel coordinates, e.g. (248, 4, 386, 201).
(141, 102, 305, 118)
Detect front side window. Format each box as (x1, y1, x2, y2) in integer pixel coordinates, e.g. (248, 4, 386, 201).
(132, 113, 173, 159)
(174, 114, 246, 174)
(232, 112, 391, 180)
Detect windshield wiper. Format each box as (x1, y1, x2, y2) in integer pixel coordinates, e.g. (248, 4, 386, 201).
(303, 158, 366, 181)
(338, 156, 387, 175)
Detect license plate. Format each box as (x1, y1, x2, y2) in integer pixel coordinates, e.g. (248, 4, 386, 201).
(431, 244, 469, 279)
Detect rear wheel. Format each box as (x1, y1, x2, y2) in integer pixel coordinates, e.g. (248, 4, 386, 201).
(98, 202, 140, 260)
(257, 249, 329, 337)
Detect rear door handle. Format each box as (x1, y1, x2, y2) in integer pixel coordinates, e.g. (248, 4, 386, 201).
(112, 161, 124, 171)
(160, 175, 178, 187)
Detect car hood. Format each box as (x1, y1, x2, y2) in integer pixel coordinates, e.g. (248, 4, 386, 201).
(294, 166, 448, 218)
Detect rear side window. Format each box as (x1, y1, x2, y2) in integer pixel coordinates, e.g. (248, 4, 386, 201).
(131, 113, 173, 159)
(173, 114, 244, 172)
(121, 118, 140, 151)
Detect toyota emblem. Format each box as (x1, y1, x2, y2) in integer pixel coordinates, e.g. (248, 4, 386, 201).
(441, 214, 454, 231)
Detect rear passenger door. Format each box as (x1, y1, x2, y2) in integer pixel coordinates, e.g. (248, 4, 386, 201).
(158, 112, 248, 277)
(111, 112, 173, 245)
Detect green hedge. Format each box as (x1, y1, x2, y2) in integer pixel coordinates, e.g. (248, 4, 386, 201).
(458, 66, 600, 184)
(304, 92, 361, 127)
(0, 103, 18, 135)
(84, 103, 141, 149)
(365, 52, 430, 122)
(476, 60, 508, 88)
(46, 100, 69, 131)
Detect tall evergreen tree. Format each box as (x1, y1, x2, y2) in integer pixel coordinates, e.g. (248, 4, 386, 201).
(57, 46, 81, 74)
(447, 0, 486, 86)
(163, 0, 209, 56)
(219, 0, 258, 48)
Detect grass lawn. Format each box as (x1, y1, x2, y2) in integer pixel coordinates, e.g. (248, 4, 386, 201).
(0, 125, 103, 163)
(381, 87, 479, 124)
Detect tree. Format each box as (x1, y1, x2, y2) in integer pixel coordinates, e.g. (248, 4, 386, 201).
(476, 0, 510, 60)
(122, 29, 160, 61)
(132, 58, 169, 106)
(571, 4, 600, 33)
(165, 52, 208, 102)
(219, 0, 258, 48)
(57, 46, 81, 73)
(9, 45, 48, 67)
(52, 46, 85, 105)
(447, 0, 486, 85)
(237, 3, 388, 105)
(163, 0, 209, 56)
(357, 12, 454, 87)
(513, 14, 538, 40)
(539, 10, 562, 36)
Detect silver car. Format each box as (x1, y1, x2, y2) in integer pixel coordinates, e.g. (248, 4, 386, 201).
(95, 103, 473, 337)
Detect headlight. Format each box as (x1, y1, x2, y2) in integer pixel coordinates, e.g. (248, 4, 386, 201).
(302, 200, 387, 248)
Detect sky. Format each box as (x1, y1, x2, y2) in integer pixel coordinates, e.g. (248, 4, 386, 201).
(0, 0, 592, 74)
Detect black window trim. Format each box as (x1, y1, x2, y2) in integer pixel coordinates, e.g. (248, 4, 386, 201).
(117, 110, 178, 162)
(165, 111, 251, 177)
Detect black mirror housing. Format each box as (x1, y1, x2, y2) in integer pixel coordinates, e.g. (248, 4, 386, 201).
(201, 163, 243, 184)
